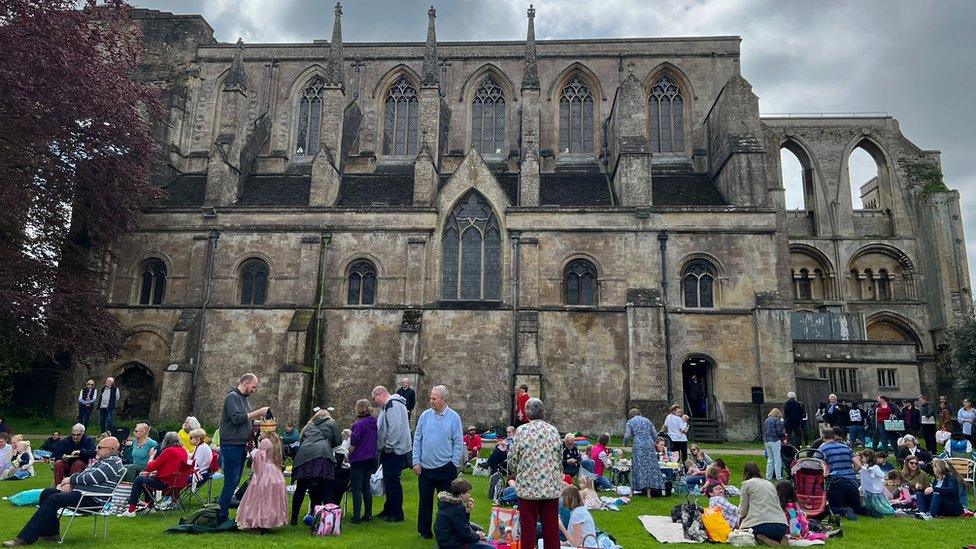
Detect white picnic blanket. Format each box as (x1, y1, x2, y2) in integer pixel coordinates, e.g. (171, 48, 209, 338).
(638, 515, 702, 544)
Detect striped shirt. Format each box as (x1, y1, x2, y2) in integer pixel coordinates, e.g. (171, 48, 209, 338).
(69, 455, 125, 497)
(819, 442, 856, 480)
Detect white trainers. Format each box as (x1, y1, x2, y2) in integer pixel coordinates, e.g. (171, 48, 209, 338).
(118, 510, 137, 518)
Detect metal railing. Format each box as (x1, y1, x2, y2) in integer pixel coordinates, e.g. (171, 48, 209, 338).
(760, 111, 888, 119)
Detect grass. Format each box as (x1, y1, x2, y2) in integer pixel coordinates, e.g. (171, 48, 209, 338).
(2, 440, 975, 548)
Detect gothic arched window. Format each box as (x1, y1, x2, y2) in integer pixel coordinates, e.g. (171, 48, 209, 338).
(295, 76, 326, 156)
(441, 191, 501, 301)
(383, 76, 419, 156)
(471, 76, 506, 155)
(138, 259, 166, 305)
(564, 259, 598, 306)
(559, 76, 594, 154)
(240, 258, 269, 306)
(347, 260, 377, 306)
(648, 75, 684, 153)
(682, 259, 715, 308)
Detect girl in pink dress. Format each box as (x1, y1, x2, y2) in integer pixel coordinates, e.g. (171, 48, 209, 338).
(236, 432, 287, 530)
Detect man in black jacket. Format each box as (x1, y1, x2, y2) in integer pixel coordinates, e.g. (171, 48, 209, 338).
(52, 424, 96, 485)
(783, 392, 807, 447)
(396, 377, 417, 418)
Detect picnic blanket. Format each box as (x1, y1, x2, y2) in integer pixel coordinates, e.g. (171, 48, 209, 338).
(638, 515, 702, 544)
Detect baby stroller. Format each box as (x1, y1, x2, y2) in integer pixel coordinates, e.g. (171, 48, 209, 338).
(791, 450, 831, 520)
(780, 442, 799, 480)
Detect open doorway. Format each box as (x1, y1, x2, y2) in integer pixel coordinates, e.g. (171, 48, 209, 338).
(116, 363, 155, 420)
(682, 355, 714, 418)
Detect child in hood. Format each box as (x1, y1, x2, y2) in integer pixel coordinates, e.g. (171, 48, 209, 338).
(435, 478, 492, 549)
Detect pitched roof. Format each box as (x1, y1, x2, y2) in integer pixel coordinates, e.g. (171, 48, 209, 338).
(157, 173, 206, 207)
(237, 174, 310, 206)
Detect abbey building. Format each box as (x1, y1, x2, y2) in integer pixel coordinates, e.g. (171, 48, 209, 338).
(58, 5, 972, 439)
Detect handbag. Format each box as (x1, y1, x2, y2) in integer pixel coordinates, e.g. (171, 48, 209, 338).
(884, 419, 905, 431)
(487, 506, 521, 544)
(728, 528, 757, 546)
(678, 495, 707, 542)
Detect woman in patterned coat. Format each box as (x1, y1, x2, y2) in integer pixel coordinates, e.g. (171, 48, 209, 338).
(624, 408, 668, 496)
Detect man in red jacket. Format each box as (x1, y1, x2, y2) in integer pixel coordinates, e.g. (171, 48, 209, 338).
(515, 385, 530, 425)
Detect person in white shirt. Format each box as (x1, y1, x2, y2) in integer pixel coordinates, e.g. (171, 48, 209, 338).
(188, 428, 213, 481)
(664, 404, 690, 463)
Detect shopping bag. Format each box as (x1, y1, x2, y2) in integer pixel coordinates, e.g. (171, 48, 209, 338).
(487, 506, 521, 544)
(702, 507, 731, 543)
(369, 465, 384, 497)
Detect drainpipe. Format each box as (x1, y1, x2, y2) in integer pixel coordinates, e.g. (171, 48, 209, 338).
(192, 229, 220, 406)
(658, 231, 674, 404)
(310, 233, 332, 415)
(509, 230, 522, 426)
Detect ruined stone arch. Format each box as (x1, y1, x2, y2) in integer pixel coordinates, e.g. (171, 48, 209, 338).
(644, 62, 694, 156)
(789, 244, 835, 301)
(779, 137, 821, 212)
(848, 243, 916, 301)
(865, 311, 925, 351)
(840, 134, 900, 214)
(548, 62, 604, 156)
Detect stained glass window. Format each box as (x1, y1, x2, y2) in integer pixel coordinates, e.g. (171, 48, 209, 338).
(559, 76, 594, 154)
(441, 191, 501, 301)
(472, 76, 506, 155)
(648, 75, 684, 153)
(296, 76, 326, 156)
(383, 76, 419, 156)
(240, 259, 269, 306)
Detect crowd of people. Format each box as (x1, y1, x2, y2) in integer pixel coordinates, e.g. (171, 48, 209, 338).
(4, 377, 976, 547)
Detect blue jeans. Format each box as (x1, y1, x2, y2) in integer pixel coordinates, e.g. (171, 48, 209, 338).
(914, 492, 930, 513)
(764, 440, 783, 480)
(874, 422, 891, 451)
(217, 444, 246, 521)
(99, 408, 115, 434)
(848, 425, 865, 447)
(77, 405, 93, 429)
(580, 460, 613, 489)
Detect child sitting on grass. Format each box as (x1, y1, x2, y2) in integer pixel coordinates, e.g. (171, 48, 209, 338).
(706, 482, 739, 526)
(435, 478, 492, 549)
(776, 481, 827, 541)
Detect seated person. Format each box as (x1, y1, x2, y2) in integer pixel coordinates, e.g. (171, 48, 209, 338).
(120, 432, 188, 516)
(1, 441, 35, 480)
(339, 429, 352, 455)
(702, 464, 725, 497)
(945, 428, 973, 458)
(876, 451, 895, 473)
(777, 481, 826, 542)
(820, 427, 876, 519)
(463, 426, 483, 463)
(713, 458, 732, 485)
(3, 437, 124, 546)
(707, 482, 739, 527)
(35, 432, 60, 460)
(901, 456, 932, 513)
(178, 416, 200, 454)
(434, 478, 492, 549)
(281, 422, 300, 462)
(123, 423, 158, 481)
(896, 434, 932, 471)
(884, 470, 913, 508)
(655, 437, 673, 462)
(935, 421, 952, 448)
(559, 485, 599, 549)
(925, 458, 964, 517)
(52, 424, 96, 484)
(485, 437, 509, 475)
(189, 428, 213, 484)
(0, 434, 13, 478)
(562, 433, 582, 476)
(581, 434, 614, 490)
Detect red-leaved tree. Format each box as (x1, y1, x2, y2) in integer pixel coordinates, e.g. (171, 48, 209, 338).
(0, 0, 162, 404)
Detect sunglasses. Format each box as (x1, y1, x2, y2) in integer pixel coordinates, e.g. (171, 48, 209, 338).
(97, 445, 112, 450)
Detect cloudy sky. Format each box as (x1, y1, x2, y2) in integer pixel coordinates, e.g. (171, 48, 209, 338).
(135, 0, 976, 284)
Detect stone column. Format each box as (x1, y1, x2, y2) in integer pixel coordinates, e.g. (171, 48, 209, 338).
(625, 289, 669, 419)
(611, 73, 653, 206)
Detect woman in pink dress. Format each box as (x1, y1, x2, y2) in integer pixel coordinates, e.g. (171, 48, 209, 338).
(236, 432, 287, 530)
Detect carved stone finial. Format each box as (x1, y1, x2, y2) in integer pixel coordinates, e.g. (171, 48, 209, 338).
(522, 4, 540, 90)
(325, 2, 345, 90)
(223, 37, 249, 91)
(421, 5, 439, 87)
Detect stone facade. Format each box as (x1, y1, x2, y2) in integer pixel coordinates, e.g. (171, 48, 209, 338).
(56, 6, 972, 439)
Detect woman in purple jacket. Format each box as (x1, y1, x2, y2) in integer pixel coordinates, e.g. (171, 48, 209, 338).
(349, 398, 379, 523)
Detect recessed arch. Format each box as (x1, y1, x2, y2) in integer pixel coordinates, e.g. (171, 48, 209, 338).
(679, 256, 719, 308)
(840, 135, 896, 211)
(562, 256, 599, 306)
(370, 63, 422, 99)
(464, 67, 512, 156)
(865, 311, 924, 350)
(675, 252, 725, 278)
(848, 243, 915, 271)
(114, 362, 157, 420)
(457, 63, 517, 103)
(548, 63, 603, 156)
(680, 353, 716, 418)
(546, 62, 605, 102)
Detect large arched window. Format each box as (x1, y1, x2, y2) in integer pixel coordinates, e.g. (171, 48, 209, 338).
(295, 76, 326, 156)
(383, 76, 419, 156)
(471, 76, 506, 155)
(564, 259, 597, 306)
(441, 191, 501, 301)
(138, 259, 166, 305)
(559, 76, 594, 154)
(240, 258, 269, 306)
(648, 75, 684, 153)
(682, 260, 715, 308)
(347, 260, 377, 306)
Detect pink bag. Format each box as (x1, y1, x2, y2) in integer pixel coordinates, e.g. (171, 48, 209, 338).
(313, 503, 342, 536)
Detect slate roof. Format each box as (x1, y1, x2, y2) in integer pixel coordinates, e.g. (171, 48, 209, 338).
(337, 173, 414, 206)
(157, 173, 206, 207)
(651, 173, 726, 206)
(237, 174, 310, 206)
(540, 171, 613, 206)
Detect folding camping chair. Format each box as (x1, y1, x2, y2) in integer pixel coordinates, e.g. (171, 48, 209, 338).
(58, 474, 124, 543)
(150, 462, 194, 515)
(183, 449, 221, 507)
(946, 457, 976, 500)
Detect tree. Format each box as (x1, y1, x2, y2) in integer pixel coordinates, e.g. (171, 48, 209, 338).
(949, 313, 976, 401)
(0, 0, 162, 405)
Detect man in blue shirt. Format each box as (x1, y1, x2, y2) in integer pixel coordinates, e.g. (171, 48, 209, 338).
(412, 384, 463, 539)
(819, 427, 878, 519)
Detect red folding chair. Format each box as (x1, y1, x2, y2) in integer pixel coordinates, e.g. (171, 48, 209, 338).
(150, 461, 194, 515)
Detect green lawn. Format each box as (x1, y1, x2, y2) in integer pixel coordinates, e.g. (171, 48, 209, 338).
(1, 442, 975, 548)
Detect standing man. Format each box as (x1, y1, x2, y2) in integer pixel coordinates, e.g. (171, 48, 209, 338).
(823, 394, 845, 428)
(217, 373, 269, 523)
(396, 377, 417, 418)
(77, 380, 96, 429)
(3, 437, 124, 547)
(687, 375, 706, 418)
(372, 385, 412, 523)
(783, 391, 807, 447)
(919, 395, 937, 452)
(97, 377, 120, 434)
(412, 385, 463, 540)
(514, 384, 530, 425)
(508, 398, 563, 549)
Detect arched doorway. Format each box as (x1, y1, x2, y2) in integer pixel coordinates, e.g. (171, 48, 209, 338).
(682, 355, 714, 418)
(116, 363, 155, 420)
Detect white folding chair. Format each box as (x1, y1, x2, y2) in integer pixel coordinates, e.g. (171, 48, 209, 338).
(58, 475, 124, 544)
(946, 457, 976, 502)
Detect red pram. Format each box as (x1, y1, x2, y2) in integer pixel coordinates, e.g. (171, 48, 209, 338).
(791, 450, 829, 518)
